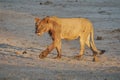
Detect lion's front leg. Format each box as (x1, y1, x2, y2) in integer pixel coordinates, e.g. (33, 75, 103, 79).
(39, 49, 49, 59)
(54, 41, 62, 59)
(39, 42, 55, 59)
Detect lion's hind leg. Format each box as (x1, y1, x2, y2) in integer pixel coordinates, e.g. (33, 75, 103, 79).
(89, 29, 106, 61)
(74, 34, 88, 60)
(85, 35, 97, 61)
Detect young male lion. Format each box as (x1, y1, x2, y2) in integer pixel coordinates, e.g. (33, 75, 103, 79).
(34, 16, 105, 62)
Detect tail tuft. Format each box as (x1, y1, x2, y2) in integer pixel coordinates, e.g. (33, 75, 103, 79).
(100, 50, 106, 55)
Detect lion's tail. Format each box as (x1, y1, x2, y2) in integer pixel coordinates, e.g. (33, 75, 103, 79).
(90, 28, 105, 55)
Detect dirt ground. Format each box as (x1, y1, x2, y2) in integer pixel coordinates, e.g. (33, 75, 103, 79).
(0, 0, 120, 80)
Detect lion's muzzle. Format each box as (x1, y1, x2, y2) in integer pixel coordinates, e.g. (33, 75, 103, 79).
(35, 32, 43, 36)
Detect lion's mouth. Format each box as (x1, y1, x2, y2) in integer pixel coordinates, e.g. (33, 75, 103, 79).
(36, 32, 43, 36)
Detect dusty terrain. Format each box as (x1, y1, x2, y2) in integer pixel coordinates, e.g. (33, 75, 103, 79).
(0, 0, 120, 80)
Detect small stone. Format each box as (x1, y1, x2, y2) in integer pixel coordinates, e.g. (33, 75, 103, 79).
(22, 51, 27, 54)
(15, 51, 22, 55)
(40, 2, 43, 5)
(44, 1, 53, 5)
(96, 36, 103, 40)
(104, 78, 107, 80)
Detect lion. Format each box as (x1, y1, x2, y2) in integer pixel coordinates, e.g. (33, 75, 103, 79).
(34, 16, 105, 62)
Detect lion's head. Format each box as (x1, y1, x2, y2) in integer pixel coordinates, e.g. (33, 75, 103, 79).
(35, 17, 54, 36)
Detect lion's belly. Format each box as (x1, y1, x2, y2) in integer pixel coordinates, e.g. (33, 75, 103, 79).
(61, 27, 81, 40)
(61, 35, 79, 40)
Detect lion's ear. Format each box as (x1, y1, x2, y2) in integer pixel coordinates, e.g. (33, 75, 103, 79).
(48, 19, 60, 27)
(34, 17, 41, 23)
(44, 17, 50, 23)
(45, 18, 53, 24)
(46, 19, 50, 23)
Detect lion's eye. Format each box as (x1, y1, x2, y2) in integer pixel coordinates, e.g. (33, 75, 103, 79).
(35, 23, 38, 27)
(36, 26, 37, 29)
(41, 25, 44, 27)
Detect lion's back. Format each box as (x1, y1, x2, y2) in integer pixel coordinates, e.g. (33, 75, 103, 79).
(57, 18, 92, 39)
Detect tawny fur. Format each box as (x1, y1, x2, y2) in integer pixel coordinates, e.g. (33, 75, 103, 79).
(35, 16, 105, 62)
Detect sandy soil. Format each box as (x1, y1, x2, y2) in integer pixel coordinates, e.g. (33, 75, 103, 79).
(0, 0, 120, 80)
